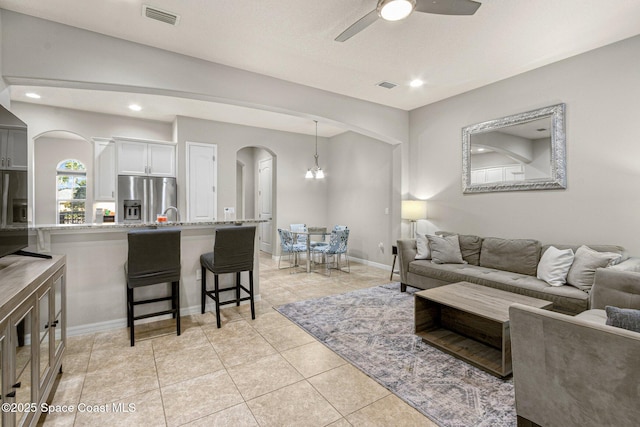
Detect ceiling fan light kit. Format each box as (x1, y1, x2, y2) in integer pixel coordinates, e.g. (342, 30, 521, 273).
(335, 0, 481, 42)
(378, 0, 416, 21)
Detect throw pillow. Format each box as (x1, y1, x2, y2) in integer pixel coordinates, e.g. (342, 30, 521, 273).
(537, 246, 575, 286)
(436, 231, 482, 265)
(414, 233, 431, 260)
(605, 306, 640, 333)
(427, 234, 465, 264)
(566, 245, 622, 292)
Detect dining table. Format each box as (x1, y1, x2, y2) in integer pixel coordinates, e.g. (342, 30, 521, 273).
(291, 228, 331, 273)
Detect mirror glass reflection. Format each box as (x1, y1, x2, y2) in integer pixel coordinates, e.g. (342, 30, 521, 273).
(470, 116, 552, 185)
(462, 103, 566, 193)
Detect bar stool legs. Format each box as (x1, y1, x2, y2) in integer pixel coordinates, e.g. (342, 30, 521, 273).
(201, 269, 255, 328)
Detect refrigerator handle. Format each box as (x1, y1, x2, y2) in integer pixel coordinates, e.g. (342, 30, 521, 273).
(1, 173, 9, 227)
(149, 177, 155, 223)
(143, 177, 149, 224)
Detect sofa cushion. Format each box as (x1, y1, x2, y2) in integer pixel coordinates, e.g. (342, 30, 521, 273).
(479, 237, 541, 276)
(414, 233, 431, 260)
(427, 234, 465, 264)
(605, 306, 640, 333)
(567, 246, 622, 292)
(436, 231, 482, 265)
(536, 246, 575, 286)
(407, 261, 589, 314)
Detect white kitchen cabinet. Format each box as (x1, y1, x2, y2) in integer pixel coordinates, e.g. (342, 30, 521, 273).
(0, 255, 66, 427)
(93, 138, 116, 200)
(0, 129, 28, 171)
(116, 139, 176, 177)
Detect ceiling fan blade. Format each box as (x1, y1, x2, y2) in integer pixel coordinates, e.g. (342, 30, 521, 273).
(415, 0, 481, 15)
(335, 9, 379, 42)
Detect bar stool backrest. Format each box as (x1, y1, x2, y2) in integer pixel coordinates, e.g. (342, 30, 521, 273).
(211, 225, 256, 274)
(127, 228, 181, 288)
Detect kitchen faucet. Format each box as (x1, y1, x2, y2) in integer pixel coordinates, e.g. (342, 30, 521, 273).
(163, 206, 181, 222)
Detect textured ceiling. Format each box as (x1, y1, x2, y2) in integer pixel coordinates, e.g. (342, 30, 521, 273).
(2, 0, 640, 131)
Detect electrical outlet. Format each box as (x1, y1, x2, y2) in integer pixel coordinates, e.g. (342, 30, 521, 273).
(196, 269, 202, 280)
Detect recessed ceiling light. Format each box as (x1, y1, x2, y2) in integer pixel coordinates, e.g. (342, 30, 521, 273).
(129, 104, 142, 111)
(25, 92, 41, 99)
(409, 79, 424, 88)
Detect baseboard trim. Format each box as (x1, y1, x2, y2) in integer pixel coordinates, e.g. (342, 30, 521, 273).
(67, 297, 262, 337)
(68, 257, 393, 337)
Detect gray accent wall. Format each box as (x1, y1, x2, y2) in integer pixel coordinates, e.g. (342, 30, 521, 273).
(408, 35, 640, 254)
(328, 132, 401, 266)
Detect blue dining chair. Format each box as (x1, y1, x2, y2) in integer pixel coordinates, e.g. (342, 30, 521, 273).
(311, 228, 350, 276)
(277, 228, 306, 273)
(290, 223, 308, 246)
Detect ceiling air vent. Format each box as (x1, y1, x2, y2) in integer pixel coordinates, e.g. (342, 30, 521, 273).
(376, 81, 398, 89)
(143, 4, 180, 26)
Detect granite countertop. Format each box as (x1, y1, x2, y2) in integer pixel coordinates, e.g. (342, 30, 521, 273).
(33, 219, 266, 232)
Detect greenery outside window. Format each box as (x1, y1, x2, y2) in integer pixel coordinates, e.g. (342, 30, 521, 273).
(57, 159, 86, 224)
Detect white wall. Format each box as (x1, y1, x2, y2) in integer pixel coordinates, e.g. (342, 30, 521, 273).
(408, 35, 640, 254)
(175, 116, 330, 255)
(1, 10, 408, 145)
(327, 131, 399, 266)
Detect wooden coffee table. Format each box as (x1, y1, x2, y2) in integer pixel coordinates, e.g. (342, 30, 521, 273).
(414, 281, 553, 377)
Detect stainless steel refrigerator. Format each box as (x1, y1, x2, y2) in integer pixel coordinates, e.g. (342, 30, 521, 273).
(117, 175, 177, 223)
(1, 170, 28, 227)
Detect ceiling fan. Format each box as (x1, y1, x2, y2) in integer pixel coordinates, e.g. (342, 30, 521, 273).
(335, 0, 481, 42)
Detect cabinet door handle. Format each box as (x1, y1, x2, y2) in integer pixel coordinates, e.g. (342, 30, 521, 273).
(6, 391, 15, 398)
(1, 157, 4, 167)
(44, 323, 49, 329)
(12, 382, 21, 388)
(7, 158, 10, 167)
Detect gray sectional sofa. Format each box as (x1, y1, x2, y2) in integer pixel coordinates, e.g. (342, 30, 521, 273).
(397, 233, 640, 315)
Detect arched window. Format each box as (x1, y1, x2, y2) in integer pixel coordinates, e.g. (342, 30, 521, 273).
(57, 159, 87, 224)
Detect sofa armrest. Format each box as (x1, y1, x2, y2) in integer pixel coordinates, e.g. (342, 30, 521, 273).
(510, 303, 640, 427)
(591, 268, 640, 310)
(396, 239, 417, 285)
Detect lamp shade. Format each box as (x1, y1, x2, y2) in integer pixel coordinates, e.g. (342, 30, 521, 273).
(401, 200, 427, 221)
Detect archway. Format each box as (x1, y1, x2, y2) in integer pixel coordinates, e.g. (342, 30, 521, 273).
(236, 146, 276, 255)
(33, 131, 92, 224)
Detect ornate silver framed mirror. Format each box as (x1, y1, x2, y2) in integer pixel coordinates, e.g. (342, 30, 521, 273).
(462, 103, 566, 193)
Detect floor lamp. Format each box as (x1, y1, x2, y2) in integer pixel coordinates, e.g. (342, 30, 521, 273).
(401, 200, 427, 238)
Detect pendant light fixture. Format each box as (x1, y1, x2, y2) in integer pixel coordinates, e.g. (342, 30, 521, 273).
(305, 120, 324, 179)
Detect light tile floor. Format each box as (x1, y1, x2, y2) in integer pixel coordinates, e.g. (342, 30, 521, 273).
(40, 253, 437, 426)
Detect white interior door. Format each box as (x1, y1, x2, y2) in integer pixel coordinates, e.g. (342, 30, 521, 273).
(258, 157, 273, 253)
(187, 142, 217, 221)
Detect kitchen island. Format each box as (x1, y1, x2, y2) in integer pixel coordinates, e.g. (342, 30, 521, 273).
(28, 220, 265, 336)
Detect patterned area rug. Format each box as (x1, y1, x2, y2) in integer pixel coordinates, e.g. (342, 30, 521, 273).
(276, 283, 516, 427)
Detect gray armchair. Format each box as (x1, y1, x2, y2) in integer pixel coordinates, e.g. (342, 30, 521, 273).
(509, 268, 640, 427)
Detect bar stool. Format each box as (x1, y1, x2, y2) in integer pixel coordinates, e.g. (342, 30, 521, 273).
(200, 225, 256, 328)
(126, 228, 181, 346)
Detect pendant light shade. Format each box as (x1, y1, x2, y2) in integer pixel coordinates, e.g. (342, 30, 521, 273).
(306, 120, 325, 179)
